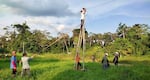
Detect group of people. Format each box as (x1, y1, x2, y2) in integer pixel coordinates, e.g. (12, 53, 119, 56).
(9, 7, 118, 77)
(10, 51, 35, 77)
(102, 52, 120, 69)
(75, 52, 120, 70)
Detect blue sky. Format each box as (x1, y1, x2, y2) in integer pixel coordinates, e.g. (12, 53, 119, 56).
(0, 0, 150, 36)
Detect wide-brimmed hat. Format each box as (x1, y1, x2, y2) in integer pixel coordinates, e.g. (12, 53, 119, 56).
(105, 53, 108, 56)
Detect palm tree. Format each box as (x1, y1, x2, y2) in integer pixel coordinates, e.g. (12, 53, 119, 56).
(13, 22, 29, 34)
(13, 22, 30, 53)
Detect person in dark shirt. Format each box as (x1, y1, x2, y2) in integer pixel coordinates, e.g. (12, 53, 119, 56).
(102, 53, 109, 69)
(113, 52, 119, 66)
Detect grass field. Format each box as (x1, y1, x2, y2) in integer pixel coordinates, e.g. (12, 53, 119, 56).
(0, 53, 150, 80)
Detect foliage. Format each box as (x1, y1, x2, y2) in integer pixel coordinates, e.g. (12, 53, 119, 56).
(106, 38, 133, 56)
(0, 22, 149, 55)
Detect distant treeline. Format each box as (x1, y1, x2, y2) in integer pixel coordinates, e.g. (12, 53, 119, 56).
(0, 22, 150, 55)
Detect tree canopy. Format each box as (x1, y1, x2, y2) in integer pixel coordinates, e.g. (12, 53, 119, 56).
(0, 22, 149, 56)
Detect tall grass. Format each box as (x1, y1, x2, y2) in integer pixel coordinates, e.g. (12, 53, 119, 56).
(0, 54, 150, 80)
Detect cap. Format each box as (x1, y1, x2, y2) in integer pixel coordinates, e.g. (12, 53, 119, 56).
(115, 52, 119, 54)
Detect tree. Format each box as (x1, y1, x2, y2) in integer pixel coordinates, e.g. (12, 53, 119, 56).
(13, 22, 30, 53)
(102, 32, 113, 46)
(117, 23, 128, 39)
(126, 24, 150, 55)
(108, 38, 133, 56)
(28, 30, 48, 53)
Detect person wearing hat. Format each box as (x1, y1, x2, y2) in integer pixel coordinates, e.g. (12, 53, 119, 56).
(101, 53, 109, 69)
(113, 52, 119, 66)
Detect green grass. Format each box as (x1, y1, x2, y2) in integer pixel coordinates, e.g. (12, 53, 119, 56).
(0, 54, 150, 80)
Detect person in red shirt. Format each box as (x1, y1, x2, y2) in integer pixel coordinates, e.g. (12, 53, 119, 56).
(75, 53, 82, 70)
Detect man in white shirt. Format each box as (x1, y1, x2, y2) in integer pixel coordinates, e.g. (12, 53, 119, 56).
(80, 8, 86, 29)
(21, 53, 34, 77)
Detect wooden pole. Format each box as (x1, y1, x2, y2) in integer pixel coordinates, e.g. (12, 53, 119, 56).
(23, 41, 25, 53)
(75, 8, 86, 70)
(82, 23, 85, 70)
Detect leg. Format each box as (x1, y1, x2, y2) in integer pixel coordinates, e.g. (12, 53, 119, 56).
(77, 62, 82, 70)
(102, 64, 105, 69)
(77, 62, 79, 70)
(79, 62, 82, 68)
(75, 62, 77, 70)
(26, 69, 31, 77)
(103, 64, 108, 69)
(115, 62, 118, 66)
(21, 69, 25, 77)
(81, 19, 84, 30)
(12, 69, 17, 77)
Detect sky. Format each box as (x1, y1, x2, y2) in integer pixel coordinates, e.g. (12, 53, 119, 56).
(0, 0, 150, 37)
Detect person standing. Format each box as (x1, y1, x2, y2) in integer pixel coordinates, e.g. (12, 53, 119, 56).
(80, 8, 86, 29)
(101, 53, 109, 69)
(91, 54, 96, 62)
(113, 52, 119, 66)
(21, 52, 34, 77)
(75, 53, 82, 70)
(10, 51, 17, 77)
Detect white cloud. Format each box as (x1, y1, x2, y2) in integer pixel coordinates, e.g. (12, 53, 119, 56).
(26, 16, 78, 32)
(57, 24, 65, 31)
(0, 0, 150, 36)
